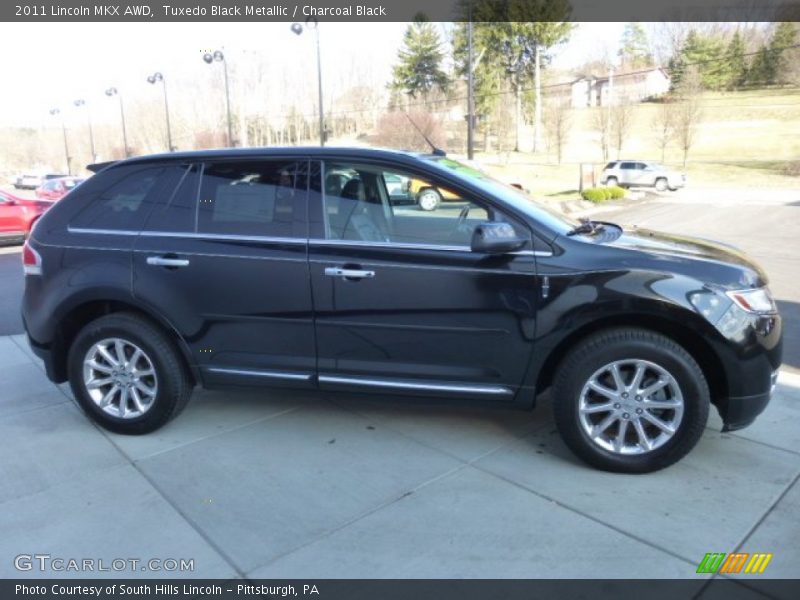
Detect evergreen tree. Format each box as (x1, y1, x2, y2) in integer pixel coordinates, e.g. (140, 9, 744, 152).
(669, 29, 726, 91)
(748, 45, 774, 85)
(769, 22, 798, 84)
(390, 20, 449, 102)
(618, 23, 653, 69)
(724, 30, 747, 89)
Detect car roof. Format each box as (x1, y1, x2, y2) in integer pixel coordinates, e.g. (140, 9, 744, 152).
(88, 146, 437, 173)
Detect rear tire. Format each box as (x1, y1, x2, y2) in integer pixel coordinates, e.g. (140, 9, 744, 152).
(552, 328, 709, 473)
(68, 312, 192, 434)
(417, 188, 441, 211)
(605, 176, 618, 187)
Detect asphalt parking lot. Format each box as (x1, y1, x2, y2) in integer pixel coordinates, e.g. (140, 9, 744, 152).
(0, 186, 798, 589)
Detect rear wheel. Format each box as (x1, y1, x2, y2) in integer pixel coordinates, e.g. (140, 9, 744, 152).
(417, 188, 442, 211)
(68, 312, 192, 434)
(654, 178, 668, 192)
(552, 328, 709, 473)
(605, 176, 618, 187)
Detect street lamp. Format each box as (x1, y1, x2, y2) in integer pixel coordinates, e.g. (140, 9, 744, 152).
(291, 17, 325, 146)
(202, 50, 233, 147)
(147, 72, 174, 151)
(73, 99, 97, 163)
(105, 87, 130, 158)
(49, 108, 71, 175)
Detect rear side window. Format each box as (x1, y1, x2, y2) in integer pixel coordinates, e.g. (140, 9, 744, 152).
(142, 164, 200, 233)
(620, 162, 635, 169)
(197, 160, 307, 238)
(70, 165, 171, 231)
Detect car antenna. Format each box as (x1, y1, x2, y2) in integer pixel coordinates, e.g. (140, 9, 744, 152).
(404, 112, 446, 156)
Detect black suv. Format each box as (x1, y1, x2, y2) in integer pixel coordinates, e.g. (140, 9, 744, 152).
(22, 148, 782, 472)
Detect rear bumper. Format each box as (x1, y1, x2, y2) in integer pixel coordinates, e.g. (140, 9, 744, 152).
(27, 333, 64, 383)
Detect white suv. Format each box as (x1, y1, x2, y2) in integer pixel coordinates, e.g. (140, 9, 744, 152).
(602, 161, 686, 192)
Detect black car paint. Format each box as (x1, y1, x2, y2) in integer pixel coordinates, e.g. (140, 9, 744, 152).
(22, 147, 781, 431)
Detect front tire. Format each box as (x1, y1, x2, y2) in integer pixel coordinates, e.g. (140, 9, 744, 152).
(654, 178, 668, 192)
(552, 328, 709, 473)
(68, 312, 192, 434)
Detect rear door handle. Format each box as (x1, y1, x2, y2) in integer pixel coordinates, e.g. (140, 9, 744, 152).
(324, 267, 375, 280)
(146, 256, 190, 268)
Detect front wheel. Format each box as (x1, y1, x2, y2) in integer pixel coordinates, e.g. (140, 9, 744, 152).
(654, 178, 668, 192)
(552, 328, 709, 473)
(68, 312, 193, 434)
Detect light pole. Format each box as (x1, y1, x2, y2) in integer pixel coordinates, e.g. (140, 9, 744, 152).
(203, 50, 233, 147)
(105, 87, 130, 157)
(73, 99, 96, 163)
(466, 14, 475, 160)
(49, 108, 71, 175)
(147, 72, 174, 151)
(291, 17, 325, 146)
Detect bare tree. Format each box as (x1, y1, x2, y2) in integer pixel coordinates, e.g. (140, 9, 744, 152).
(652, 101, 677, 162)
(591, 107, 611, 162)
(674, 66, 703, 167)
(610, 101, 635, 159)
(543, 100, 571, 164)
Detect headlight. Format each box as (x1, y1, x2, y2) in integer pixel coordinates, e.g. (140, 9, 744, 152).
(726, 288, 777, 314)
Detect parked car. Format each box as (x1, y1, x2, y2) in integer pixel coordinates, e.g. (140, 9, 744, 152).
(35, 176, 84, 201)
(408, 178, 462, 211)
(22, 148, 781, 473)
(0, 190, 53, 244)
(601, 161, 686, 192)
(15, 172, 67, 190)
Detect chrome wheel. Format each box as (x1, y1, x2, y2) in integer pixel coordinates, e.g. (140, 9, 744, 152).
(82, 338, 158, 419)
(578, 359, 684, 455)
(418, 189, 440, 211)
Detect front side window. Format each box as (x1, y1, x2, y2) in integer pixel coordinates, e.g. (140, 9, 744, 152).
(322, 162, 524, 248)
(197, 160, 306, 238)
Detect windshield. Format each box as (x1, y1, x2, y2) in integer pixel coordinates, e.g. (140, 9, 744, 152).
(423, 156, 579, 237)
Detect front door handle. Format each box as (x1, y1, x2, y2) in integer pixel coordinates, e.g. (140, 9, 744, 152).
(146, 256, 190, 268)
(324, 267, 375, 280)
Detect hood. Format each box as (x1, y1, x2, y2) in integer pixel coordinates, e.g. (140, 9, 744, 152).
(608, 227, 768, 289)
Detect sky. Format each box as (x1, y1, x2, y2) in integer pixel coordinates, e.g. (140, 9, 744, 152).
(0, 21, 625, 129)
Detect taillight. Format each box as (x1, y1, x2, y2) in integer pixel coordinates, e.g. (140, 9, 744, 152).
(22, 241, 42, 276)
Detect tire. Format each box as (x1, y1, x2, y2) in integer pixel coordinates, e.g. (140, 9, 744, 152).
(68, 312, 193, 434)
(552, 328, 709, 473)
(605, 176, 618, 187)
(417, 188, 441, 211)
(654, 178, 668, 192)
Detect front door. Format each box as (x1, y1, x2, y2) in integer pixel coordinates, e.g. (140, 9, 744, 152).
(133, 158, 316, 389)
(308, 160, 538, 400)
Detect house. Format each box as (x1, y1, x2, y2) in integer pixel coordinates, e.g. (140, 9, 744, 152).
(549, 67, 671, 108)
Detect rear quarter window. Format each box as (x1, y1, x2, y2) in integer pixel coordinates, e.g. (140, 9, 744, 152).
(68, 165, 177, 231)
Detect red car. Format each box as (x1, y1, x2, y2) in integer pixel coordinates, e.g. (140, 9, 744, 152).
(35, 176, 84, 201)
(0, 190, 54, 244)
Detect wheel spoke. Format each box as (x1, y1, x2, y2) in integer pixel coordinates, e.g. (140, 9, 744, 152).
(97, 344, 119, 367)
(642, 411, 676, 434)
(632, 418, 653, 451)
(588, 381, 617, 400)
(100, 385, 119, 407)
(130, 387, 147, 413)
(133, 368, 155, 379)
(630, 362, 646, 393)
(114, 340, 127, 365)
(86, 377, 114, 389)
(643, 398, 681, 410)
(135, 380, 156, 398)
(610, 363, 625, 392)
(129, 348, 143, 369)
(118, 386, 129, 417)
(87, 360, 113, 374)
(581, 402, 616, 415)
(614, 420, 629, 452)
(640, 379, 668, 398)
(591, 412, 618, 437)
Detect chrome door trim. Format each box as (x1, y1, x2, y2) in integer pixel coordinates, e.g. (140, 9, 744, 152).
(205, 367, 312, 381)
(309, 238, 549, 257)
(318, 374, 513, 396)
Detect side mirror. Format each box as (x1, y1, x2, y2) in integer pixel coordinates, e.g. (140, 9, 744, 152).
(471, 221, 527, 255)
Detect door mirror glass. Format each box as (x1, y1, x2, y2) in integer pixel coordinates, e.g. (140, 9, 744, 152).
(471, 221, 527, 254)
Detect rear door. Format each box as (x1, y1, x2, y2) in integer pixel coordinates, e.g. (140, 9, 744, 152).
(133, 158, 316, 389)
(0, 194, 23, 237)
(308, 159, 538, 400)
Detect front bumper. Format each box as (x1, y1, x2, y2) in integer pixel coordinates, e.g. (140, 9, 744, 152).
(719, 370, 778, 432)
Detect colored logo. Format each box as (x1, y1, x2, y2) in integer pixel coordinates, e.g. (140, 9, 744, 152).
(696, 552, 773, 574)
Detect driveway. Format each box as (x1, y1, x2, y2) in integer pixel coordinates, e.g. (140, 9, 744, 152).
(0, 186, 798, 589)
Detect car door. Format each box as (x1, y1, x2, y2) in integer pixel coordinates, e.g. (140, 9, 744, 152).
(132, 158, 316, 389)
(0, 193, 23, 236)
(308, 159, 538, 400)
